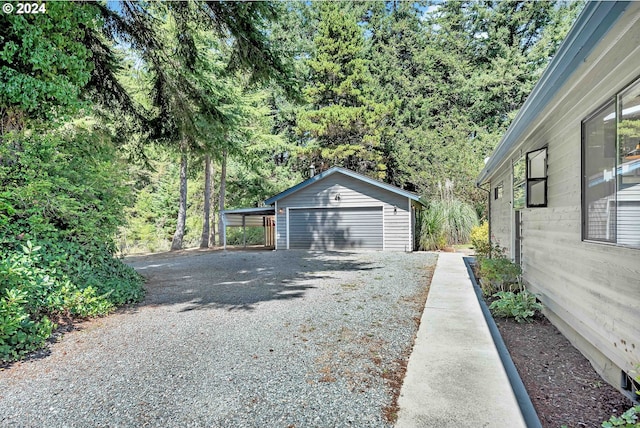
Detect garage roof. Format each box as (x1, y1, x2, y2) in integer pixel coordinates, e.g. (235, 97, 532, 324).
(264, 166, 424, 206)
(476, 1, 630, 186)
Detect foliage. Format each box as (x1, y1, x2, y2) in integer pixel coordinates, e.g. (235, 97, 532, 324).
(296, 1, 390, 179)
(0, 2, 98, 123)
(0, 286, 54, 362)
(602, 406, 640, 428)
(478, 255, 522, 295)
(226, 227, 266, 247)
(474, 242, 542, 322)
(357, 1, 581, 206)
(602, 368, 640, 428)
(419, 181, 479, 251)
(489, 289, 543, 323)
(471, 222, 490, 257)
(419, 206, 447, 251)
(0, 125, 144, 361)
(0, 239, 141, 362)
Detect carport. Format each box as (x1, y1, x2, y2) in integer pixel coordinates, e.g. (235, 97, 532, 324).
(220, 207, 275, 250)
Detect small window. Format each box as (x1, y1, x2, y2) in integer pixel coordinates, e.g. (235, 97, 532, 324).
(526, 147, 548, 207)
(494, 182, 503, 200)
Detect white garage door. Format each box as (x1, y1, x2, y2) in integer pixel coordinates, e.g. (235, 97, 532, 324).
(288, 207, 383, 250)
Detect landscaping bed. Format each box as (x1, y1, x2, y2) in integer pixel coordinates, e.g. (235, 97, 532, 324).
(466, 250, 635, 428)
(494, 313, 634, 428)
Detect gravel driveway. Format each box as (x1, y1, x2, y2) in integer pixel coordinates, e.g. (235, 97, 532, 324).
(0, 250, 436, 427)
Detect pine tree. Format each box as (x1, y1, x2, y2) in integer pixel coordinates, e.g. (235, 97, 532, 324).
(297, 1, 390, 179)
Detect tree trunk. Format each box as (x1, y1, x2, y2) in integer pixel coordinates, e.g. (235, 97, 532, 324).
(218, 149, 227, 247)
(210, 162, 217, 246)
(200, 154, 212, 248)
(171, 149, 188, 251)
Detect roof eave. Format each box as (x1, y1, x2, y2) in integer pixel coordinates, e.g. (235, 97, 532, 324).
(264, 166, 422, 205)
(476, 1, 631, 186)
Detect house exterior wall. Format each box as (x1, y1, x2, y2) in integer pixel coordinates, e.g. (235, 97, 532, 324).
(274, 173, 412, 251)
(487, 4, 640, 394)
(489, 173, 513, 256)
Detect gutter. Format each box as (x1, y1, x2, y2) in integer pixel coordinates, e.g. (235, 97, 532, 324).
(476, 1, 631, 186)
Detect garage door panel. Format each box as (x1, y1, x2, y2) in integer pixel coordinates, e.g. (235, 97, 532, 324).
(289, 207, 383, 250)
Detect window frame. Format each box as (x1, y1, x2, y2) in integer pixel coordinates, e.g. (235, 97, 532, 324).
(525, 147, 548, 208)
(494, 182, 503, 200)
(581, 74, 640, 249)
(581, 100, 617, 244)
(513, 156, 526, 210)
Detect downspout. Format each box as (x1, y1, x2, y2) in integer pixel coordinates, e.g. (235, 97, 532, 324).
(477, 182, 492, 257)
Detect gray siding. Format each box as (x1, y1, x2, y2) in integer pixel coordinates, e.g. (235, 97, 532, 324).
(490, 173, 513, 256)
(486, 4, 640, 393)
(275, 173, 412, 251)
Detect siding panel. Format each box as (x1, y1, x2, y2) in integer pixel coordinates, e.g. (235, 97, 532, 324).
(486, 5, 640, 390)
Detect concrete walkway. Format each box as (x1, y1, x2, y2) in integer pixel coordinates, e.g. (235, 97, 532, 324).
(395, 252, 527, 428)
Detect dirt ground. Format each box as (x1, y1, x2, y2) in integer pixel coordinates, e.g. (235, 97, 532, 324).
(495, 315, 635, 428)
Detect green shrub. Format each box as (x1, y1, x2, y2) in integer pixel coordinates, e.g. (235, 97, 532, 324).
(0, 239, 143, 362)
(419, 198, 479, 251)
(602, 367, 640, 428)
(226, 226, 266, 246)
(602, 405, 640, 427)
(470, 222, 490, 257)
(419, 205, 447, 251)
(0, 288, 54, 361)
(478, 255, 522, 295)
(489, 290, 542, 323)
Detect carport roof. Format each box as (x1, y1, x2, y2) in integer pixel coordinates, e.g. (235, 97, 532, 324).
(222, 207, 275, 216)
(264, 166, 424, 206)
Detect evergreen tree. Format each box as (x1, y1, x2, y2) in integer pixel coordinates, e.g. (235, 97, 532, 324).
(297, 1, 390, 179)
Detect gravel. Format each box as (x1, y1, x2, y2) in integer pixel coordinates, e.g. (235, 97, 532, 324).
(0, 250, 436, 427)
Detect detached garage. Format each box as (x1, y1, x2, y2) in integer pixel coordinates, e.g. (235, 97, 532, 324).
(264, 167, 424, 251)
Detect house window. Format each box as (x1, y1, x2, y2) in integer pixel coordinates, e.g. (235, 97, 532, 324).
(494, 182, 503, 200)
(582, 76, 640, 248)
(513, 156, 526, 210)
(526, 147, 548, 207)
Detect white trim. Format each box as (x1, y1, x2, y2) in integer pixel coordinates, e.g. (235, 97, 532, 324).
(286, 206, 290, 250)
(274, 201, 278, 250)
(382, 205, 385, 250)
(408, 197, 412, 252)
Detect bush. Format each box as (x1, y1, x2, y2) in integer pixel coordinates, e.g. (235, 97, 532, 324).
(489, 290, 542, 323)
(0, 288, 54, 361)
(470, 222, 490, 257)
(226, 226, 266, 246)
(602, 405, 640, 427)
(0, 239, 144, 362)
(602, 368, 640, 428)
(0, 126, 145, 362)
(419, 205, 447, 251)
(419, 198, 478, 251)
(477, 255, 522, 295)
